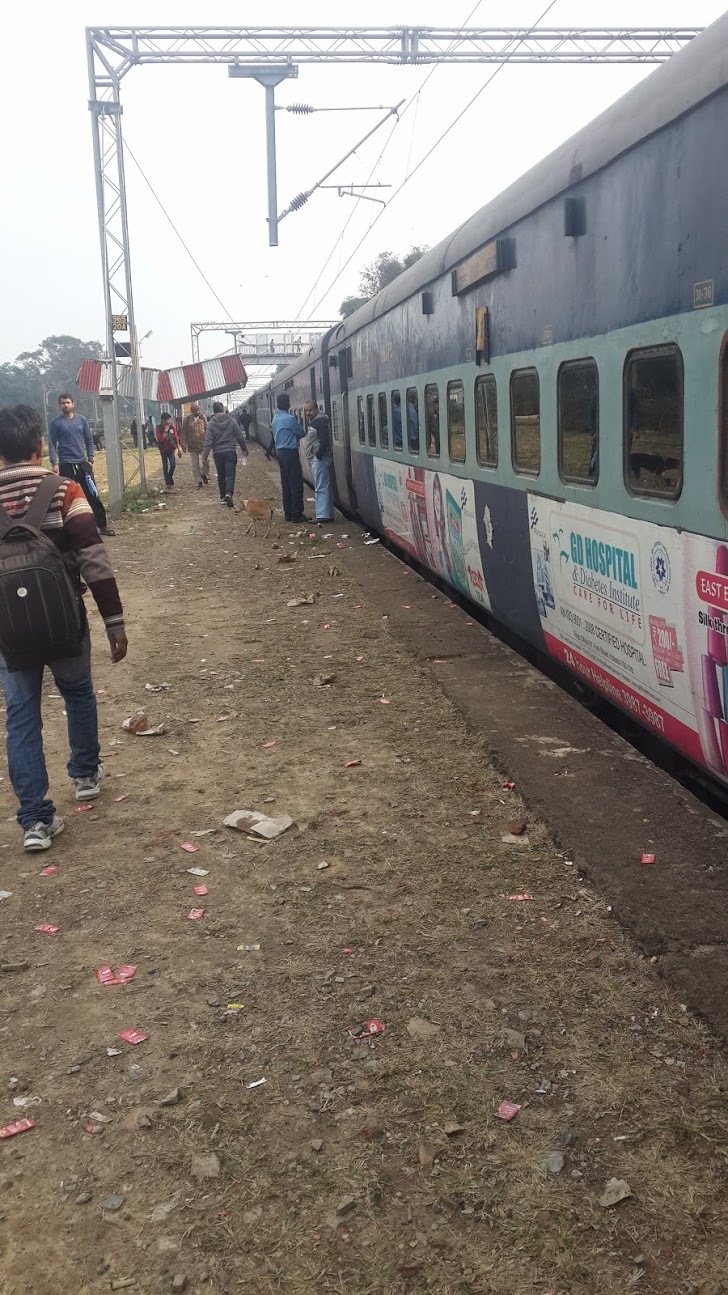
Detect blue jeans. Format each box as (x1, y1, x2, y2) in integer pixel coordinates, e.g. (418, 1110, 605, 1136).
(0, 630, 100, 828)
(312, 453, 334, 520)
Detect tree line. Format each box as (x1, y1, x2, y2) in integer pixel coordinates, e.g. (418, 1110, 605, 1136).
(0, 335, 104, 424)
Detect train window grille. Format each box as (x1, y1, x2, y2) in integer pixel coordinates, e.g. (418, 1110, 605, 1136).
(366, 394, 376, 447)
(447, 380, 466, 463)
(378, 393, 389, 449)
(357, 397, 365, 445)
(406, 388, 420, 454)
(475, 375, 498, 467)
(425, 384, 441, 458)
(391, 390, 403, 451)
(558, 359, 599, 485)
(511, 368, 541, 475)
(332, 400, 340, 442)
(624, 346, 683, 500)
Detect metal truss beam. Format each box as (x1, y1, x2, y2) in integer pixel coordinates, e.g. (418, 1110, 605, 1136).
(88, 27, 701, 71)
(191, 321, 339, 364)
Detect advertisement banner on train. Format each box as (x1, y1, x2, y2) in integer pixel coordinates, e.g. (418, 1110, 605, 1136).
(373, 459, 490, 609)
(526, 495, 711, 769)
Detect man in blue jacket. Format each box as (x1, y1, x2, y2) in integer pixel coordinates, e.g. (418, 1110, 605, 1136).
(48, 394, 114, 535)
(271, 394, 307, 523)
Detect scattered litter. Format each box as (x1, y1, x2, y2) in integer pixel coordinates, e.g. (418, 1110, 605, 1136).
(0, 1119, 35, 1139)
(246, 1078, 267, 1089)
(144, 682, 170, 692)
(355, 655, 364, 662)
(12, 1095, 41, 1108)
(114, 794, 129, 803)
(106, 1047, 122, 1057)
(216, 713, 231, 722)
(348, 1019, 385, 1039)
(35, 924, 60, 934)
(251, 658, 265, 664)
(364, 538, 379, 546)
(191, 1151, 221, 1180)
(599, 1177, 633, 1208)
(187, 717, 201, 723)
(287, 594, 317, 607)
(186, 867, 208, 877)
(97, 965, 137, 986)
(0, 890, 13, 901)
(640, 852, 656, 866)
(342, 947, 353, 954)
(122, 710, 165, 737)
(226, 1002, 245, 1012)
(180, 843, 200, 854)
(193, 884, 208, 897)
(40, 866, 58, 876)
(237, 944, 260, 952)
(496, 1101, 521, 1121)
(502, 780, 516, 790)
(263, 740, 276, 748)
(407, 1017, 441, 1040)
(191, 829, 216, 837)
(502, 832, 531, 845)
(223, 809, 294, 840)
(187, 908, 205, 921)
(317, 860, 330, 871)
(118, 1029, 147, 1045)
(2, 961, 29, 973)
(379, 698, 391, 705)
(75, 804, 93, 813)
(507, 894, 532, 902)
(344, 759, 361, 768)
(312, 673, 334, 687)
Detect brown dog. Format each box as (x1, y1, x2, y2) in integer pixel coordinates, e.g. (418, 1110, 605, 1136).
(241, 499, 278, 539)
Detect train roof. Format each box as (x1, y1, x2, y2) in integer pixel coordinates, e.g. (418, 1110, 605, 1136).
(330, 11, 728, 343)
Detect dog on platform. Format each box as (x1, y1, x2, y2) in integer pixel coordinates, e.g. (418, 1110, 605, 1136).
(241, 498, 278, 539)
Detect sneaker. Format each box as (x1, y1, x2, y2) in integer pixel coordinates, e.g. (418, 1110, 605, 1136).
(224, 495, 234, 509)
(220, 498, 228, 506)
(74, 765, 105, 802)
(23, 815, 65, 853)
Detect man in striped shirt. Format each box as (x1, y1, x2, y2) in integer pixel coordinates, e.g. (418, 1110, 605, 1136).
(0, 405, 127, 852)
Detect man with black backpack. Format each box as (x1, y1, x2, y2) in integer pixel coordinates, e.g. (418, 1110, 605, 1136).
(0, 404, 127, 852)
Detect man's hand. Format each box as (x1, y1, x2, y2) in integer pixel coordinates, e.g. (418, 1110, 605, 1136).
(177, 448, 183, 459)
(108, 631, 128, 663)
(51, 465, 59, 475)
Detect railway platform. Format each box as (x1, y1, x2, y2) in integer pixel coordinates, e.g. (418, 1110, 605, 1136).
(0, 444, 727, 1295)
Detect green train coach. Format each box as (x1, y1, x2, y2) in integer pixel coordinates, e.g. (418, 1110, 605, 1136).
(247, 13, 728, 783)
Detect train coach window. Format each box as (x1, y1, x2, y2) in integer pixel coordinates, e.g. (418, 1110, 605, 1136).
(392, 390, 403, 451)
(475, 374, 498, 467)
(511, 368, 541, 475)
(378, 393, 389, 448)
(357, 397, 365, 445)
(425, 384, 441, 458)
(447, 381, 466, 463)
(332, 399, 340, 442)
(366, 394, 376, 447)
(624, 345, 683, 499)
(559, 359, 599, 484)
(406, 388, 420, 454)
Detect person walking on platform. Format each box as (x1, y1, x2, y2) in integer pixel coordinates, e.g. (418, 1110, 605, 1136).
(0, 404, 127, 852)
(271, 394, 307, 523)
(146, 414, 156, 448)
(304, 399, 334, 524)
(155, 411, 181, 489)
(201, 402, 248, 508)
(180, 402, 208, 489)
(48, 394, 114, 537)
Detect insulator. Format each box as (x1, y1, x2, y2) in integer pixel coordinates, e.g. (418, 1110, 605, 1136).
(287, 103, 314, 114)
(289, 191, 310, 211)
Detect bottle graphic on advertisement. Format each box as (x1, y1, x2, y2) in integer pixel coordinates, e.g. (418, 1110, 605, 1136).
(445, 488, 469, 595)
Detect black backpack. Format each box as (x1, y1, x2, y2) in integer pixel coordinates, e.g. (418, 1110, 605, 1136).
(0, 474, 83, 671)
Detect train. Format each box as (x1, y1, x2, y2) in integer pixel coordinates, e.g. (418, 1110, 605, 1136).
(244, 13, 728, 785)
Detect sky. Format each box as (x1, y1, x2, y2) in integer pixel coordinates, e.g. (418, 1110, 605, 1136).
(1, 0, 726, 372)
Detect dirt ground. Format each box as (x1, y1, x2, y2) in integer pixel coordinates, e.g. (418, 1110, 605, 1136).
(1, 446, 727, 1295)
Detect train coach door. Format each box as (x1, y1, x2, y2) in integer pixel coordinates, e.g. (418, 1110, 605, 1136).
(337, 347, 357, 511)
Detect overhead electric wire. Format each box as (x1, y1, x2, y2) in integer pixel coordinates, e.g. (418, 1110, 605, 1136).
(305, 0, 559, 318)
(123, 139, 238, 324)
(295, 0, 486, 319)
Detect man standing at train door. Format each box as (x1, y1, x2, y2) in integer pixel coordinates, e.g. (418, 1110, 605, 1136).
(271, 394, 307, 523)
(304, 400, 334, 524)
(180, 402, 208, 489)
(48, 394, 115, 536)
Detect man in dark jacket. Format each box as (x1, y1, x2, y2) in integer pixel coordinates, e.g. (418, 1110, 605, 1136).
(304, 400, 334, 523)
(201, 403, 248, 508)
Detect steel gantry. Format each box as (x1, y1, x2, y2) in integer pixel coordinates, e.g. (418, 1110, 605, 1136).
(191, 321, 340, 365)
(86, 24, 702, 511)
